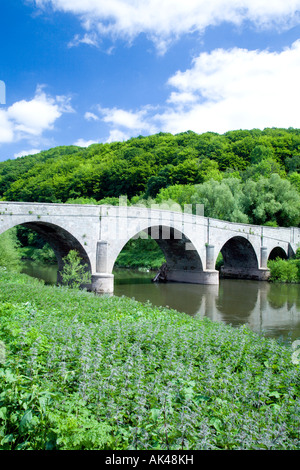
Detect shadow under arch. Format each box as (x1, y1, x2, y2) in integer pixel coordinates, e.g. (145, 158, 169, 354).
(218, 235, 259, 280)
(112, 224, 203, 281)
(268, 246, 288, 261)
(20, 221, 91, 284)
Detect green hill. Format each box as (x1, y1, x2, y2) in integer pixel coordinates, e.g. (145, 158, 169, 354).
(0, 128, 300, 228)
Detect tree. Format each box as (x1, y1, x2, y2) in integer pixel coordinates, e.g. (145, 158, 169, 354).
(249, 145, 275, 164)
(59, 250, 91, 289)
(242, 158, 286, 181)
(197, 158, 223, 182)
(288, 172, 300, 194)
(285, 155, 300, 173)
(190, 178, 249, 223)
(243, 174, 300, 227)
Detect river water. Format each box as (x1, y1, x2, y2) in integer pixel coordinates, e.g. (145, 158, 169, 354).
(21, 260, 300, 342)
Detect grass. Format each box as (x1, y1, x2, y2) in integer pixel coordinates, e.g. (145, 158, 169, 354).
(0, 268, 299, 450)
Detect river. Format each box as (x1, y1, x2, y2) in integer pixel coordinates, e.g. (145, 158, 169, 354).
(21, 260, 300, 342)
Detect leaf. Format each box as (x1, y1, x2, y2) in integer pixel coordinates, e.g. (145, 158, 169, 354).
(150, 408, 161, 421)
(19, 410, 33, 434)
(209, 417, 223, 433)
(2, 434, 14, 444)
(0, 407, 7, 419)
(269, 392, 281, 399)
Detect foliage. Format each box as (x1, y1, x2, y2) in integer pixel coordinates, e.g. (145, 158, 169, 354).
(115, 237, 166, 270)
(268, 258, 300, 283)
(156, 178, 249, 222)
(242, 174, 300, 227)
(0, 272, 299, 449)
(59, 250, 91, 288)
(1, 127, 300, 211)
(1, 127, 300, 271)
(0, 229, 22, 272)
(155, 174, 300, 226)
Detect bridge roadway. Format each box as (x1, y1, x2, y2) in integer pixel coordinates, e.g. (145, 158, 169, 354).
(0, 201, 299, 293)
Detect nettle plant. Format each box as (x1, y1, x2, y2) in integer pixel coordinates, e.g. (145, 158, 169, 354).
(0, 270, 300, 450)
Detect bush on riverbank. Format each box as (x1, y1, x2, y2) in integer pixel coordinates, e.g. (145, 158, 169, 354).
(0, 269, 299, 450)
(268, 249, 300, 283)
(0, 229, 22, 272)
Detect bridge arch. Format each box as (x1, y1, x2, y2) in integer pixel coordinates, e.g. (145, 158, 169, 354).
(217, 235, 259, 280)
(1, 221, 91, 284)
(268, 246, 288, 261)
(109, 224, 204, 284)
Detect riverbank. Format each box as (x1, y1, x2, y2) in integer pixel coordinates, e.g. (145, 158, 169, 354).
(0, 269, 299, 450)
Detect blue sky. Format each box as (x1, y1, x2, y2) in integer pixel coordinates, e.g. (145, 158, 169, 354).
(0, 0, 300, 162)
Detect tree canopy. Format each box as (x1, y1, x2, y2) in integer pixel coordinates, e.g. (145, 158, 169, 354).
(1, 127, 300, 227)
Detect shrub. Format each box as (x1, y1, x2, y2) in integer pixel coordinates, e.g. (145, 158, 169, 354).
(268, 258, 300, 283)
(59, 250, 91, 288)
(0, 229, 22, 272)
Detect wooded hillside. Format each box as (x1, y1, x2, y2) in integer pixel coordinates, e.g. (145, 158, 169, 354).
(1, 128, 300, 226)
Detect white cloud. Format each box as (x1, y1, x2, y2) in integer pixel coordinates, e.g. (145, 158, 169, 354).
(99, 105, 157, 133)
(14, 148, 41, 159)
(157, 40, 300, 134)
(84, 111, 99, 121)
(96, 40, 300, 138)
(34, 0, 300, 51)
(105, 129, 131, 143)
(0, 110, 14, 143)
(74, 138, 99, 147)
(68, 32, 99, 48)
(0, 86, 73, 145)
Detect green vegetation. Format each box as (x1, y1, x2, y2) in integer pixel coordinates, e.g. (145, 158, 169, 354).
(1, 127, 300, 270)
(1, 128, 300, 227)
(114, 237, 165, 270)
(16, 226, 56, 264)
(0, 228, 22, 272)
(59, 250, 91, 289)
(0, 269, 299, 450)
(268, 249, 300, 283)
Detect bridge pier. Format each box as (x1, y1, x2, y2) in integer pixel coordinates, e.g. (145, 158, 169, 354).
(206, 244, 215, 270)
(220, 267, 270, 281)
(91, 273, 114, 294)
(260, 246, 268, 269)
(166, 269, 219, 285)
(91, 241, 115, 293)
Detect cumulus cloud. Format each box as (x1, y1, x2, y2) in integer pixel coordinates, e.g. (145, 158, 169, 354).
(74, 138, 99, 147)
(105, 129, 131, 143)
(0, 110, 14, 143)
(34, 0, 300, 51)
(157, 40, 300, 134)
(0, 86, 73, 145)
(96, 40, 300, 137)
(14, 148, 41, 159)
(84, 111, 99, 121)
(98, 105, 157, 133)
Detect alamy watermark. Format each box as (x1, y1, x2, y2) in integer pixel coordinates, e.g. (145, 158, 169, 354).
(0, 80, 6, 105)
(102, 195, 204, 249)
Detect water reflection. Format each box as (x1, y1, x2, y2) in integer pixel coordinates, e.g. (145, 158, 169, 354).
(21, 261, 300, 341)
(114, 270, 300, 341)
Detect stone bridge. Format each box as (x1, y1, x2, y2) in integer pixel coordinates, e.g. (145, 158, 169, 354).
(0, 201, 299, 293)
